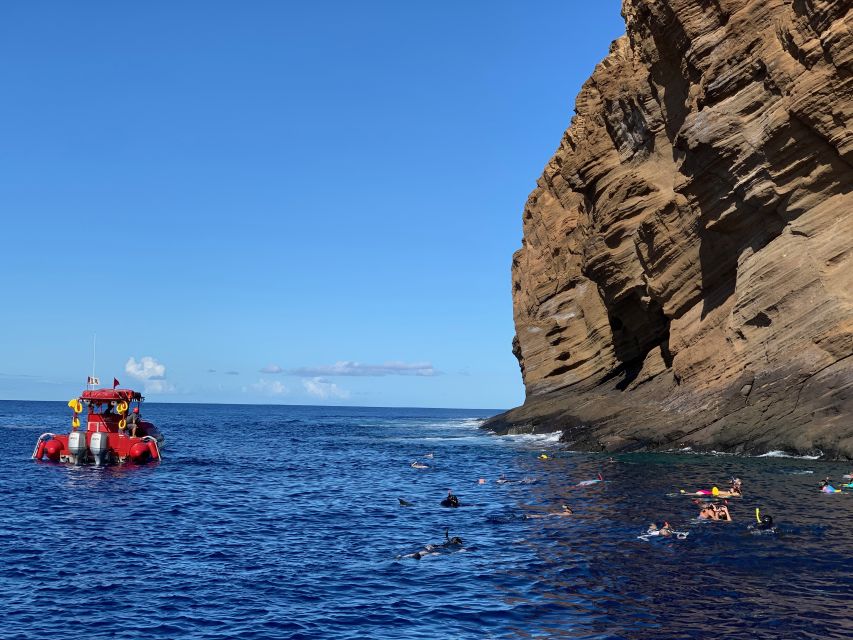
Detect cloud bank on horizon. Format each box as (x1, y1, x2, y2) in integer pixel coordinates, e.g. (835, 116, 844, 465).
(262, 361, 439, 377)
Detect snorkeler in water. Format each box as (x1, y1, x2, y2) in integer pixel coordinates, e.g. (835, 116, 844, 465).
(749, 508, 776, 533)
(682, 479, 741, 498)
(525, 505, 573, 519)
(577, 473, 604, 486)
(496, 475, 537, 485)
(714, 503, 732, 521)
(642, 521, 688, 540)
(698, 503, 717, 520)
(820, 478, 839, 493)
(647, 522, 673, 537)
(400, 528, 465, 560)
(440, 490, 460, 508)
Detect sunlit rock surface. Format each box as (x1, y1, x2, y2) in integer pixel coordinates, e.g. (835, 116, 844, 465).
(487, 0, 853, 458)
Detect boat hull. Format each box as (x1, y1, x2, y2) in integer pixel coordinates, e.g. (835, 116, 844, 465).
(33, 430, 165, 465)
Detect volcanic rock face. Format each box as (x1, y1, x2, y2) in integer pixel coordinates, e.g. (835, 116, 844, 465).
(489, 0, 853, 457)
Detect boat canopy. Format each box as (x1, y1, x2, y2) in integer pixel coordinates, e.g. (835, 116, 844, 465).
(80, 389, 143, 402)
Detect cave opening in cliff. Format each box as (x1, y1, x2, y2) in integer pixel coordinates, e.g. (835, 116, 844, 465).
(604, 290, 671, 390)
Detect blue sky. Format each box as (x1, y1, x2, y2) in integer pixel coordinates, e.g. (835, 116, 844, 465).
(0, 1, 624, 408)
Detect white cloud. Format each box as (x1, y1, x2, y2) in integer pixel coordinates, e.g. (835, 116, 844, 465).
(125, 356, 174, 394)
(247, 379, 288, 396)
(259, 364, 284, 374)
(291, 361, 438, 377)
(303, 377, 349, 399)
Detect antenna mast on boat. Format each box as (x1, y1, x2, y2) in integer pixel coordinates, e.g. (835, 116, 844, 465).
(89, 334, 98, 390)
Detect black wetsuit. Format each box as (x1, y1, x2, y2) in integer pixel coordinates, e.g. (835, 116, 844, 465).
(440, 494, 460, 508)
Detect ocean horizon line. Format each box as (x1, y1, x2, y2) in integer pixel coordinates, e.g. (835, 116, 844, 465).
(0, 397, 506, 414)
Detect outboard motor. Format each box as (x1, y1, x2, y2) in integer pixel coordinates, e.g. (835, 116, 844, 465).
(89, 432, 110, 466)
(67, 431, 88, 465)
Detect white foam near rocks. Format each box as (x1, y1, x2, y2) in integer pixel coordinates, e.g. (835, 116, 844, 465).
(758, 450, 823, 460)
(497, 431, 562, 445)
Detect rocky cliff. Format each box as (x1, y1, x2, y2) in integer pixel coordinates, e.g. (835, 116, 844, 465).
(487, 0, 853, 458)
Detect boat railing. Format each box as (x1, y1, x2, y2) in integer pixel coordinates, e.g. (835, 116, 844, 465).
(31, 433, 56, 459)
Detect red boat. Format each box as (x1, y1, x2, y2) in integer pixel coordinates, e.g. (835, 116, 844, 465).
(32, 386, 164, 465)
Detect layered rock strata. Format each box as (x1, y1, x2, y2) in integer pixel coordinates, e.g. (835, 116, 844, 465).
(487, 0, 853, 458)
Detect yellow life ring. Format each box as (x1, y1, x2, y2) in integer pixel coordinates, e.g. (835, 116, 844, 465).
(117, 401, 128, 415)
(72, 416, 80, 428)
(68, 398, 83, 413)
(118, 418, 127, 430)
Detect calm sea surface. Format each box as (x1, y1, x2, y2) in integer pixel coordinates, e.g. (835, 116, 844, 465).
(1, 401, 852, 639)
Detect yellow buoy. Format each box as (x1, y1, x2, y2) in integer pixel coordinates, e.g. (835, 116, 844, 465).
(71, 416, 80, 428)
(68, 398, 82, 413)
(711, 486, 719, 496)
(117, 401, 128, 415)
(118, 418, 127, 430)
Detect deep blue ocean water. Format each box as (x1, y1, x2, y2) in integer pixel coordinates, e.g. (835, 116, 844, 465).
(1, 400, 852, 639)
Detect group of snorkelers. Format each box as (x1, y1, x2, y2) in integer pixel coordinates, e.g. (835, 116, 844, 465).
(404, 456, 853, 557)
(649, 477, 766, 536)
(400, 452, 584, 559)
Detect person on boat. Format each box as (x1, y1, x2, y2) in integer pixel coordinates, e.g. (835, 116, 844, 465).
(440, 490, 460, 508)
(103, 403, 114, 416)
(127, 407, 142, 436)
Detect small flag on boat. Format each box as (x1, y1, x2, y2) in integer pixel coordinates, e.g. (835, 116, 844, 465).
(113, 377, 120, 389)
(87, 376, 100, 385)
